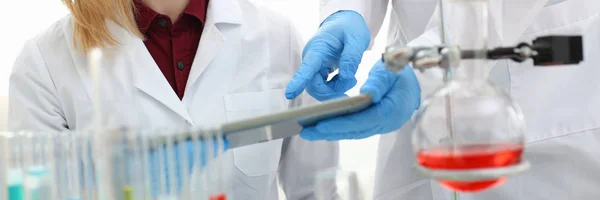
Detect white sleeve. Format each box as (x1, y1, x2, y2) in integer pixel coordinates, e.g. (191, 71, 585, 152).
(8, 40, 68, 132)
(278, 23, 340, 200)
(400, 3, 447, 100)
(320, 0, 390, 48)
(405, 3, 442, 48)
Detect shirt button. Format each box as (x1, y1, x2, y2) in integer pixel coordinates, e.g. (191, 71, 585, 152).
(158, 18, 168, 27)
(177, 61, 185, 70)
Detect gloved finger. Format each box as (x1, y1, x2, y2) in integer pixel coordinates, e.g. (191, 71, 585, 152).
(383, 66, 420, 110)
(338, 42, 365, 88)
(316, 67, 418, 132)
(285, 50, 326, 99)
(359, 61, 398, 103)
(330, 130, 381, 141)
(307, 73, 349, 101)
(326, 74, 354, 92)
(313, 103, 386, 133)
(318, 71, 419, 133)
(299, 126, 331, 141)
(300, 125, 378, 141)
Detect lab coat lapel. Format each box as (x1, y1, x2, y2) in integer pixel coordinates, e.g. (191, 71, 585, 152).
(86, 20, 192, 122)
(130, 39, 193, 122)
(184, 0, 243, 96)
(69, 20, 191, 124)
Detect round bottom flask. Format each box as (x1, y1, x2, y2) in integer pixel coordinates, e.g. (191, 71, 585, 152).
(413, 80, 529, 193)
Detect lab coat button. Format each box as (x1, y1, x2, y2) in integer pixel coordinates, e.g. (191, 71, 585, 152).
(158, 18, 168, 27)
(177, 61, 185, 70)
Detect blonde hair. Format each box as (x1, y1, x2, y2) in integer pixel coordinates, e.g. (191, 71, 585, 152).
(62, 0, 143, 54)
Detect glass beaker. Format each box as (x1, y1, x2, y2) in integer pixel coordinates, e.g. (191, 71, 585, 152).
(412, 0, 527, 193)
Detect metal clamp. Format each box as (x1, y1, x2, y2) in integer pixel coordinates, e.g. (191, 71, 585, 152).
(382, 35, 584, 73)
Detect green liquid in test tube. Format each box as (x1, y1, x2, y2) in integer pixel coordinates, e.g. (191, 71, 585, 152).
(7, 169, 24, 200)
(7, 133, 25, 200)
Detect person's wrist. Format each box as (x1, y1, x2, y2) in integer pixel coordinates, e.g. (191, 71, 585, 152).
(320, 10, 363, 27)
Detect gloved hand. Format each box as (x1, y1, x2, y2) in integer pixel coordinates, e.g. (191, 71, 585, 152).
(300, 60, 421, 141)
(285, 10, 370, 101)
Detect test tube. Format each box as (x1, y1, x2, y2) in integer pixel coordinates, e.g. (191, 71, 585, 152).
(141, 131, 152, 199)
(121, 132, 135, 200)
(34, 134, 52, 200)
(165, 132, 177, 199)
(178, 129, 190, 198)
(21, 133, 32, 200)
(24, 132, 51, 200)
(189, 128, 200, 200)
(69, 133, 83, 200)
(94, 133, 117, 200)
(2, 132, 22, 200)
(88, 44, 138, 200)
(0, 134, 5, 200)
(130, 130, 145, 200)
(119, 130, 132, 200)
(213, 128, 226, 200)
(8, 132, 25, 200)
(205, 130, 215, 200)
(80, 131, 94, 200)
(45, 132, 58, 200)
(156, 134, 167, 199)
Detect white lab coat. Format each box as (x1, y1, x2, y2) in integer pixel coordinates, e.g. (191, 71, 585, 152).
(9, 0, 338, 199)
(322, 0, 600, 199)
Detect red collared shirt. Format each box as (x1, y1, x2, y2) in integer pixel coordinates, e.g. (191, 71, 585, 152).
(135, 0, 208, 100)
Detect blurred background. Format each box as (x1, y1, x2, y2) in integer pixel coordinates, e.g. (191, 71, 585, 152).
(0, 0, 393, 198)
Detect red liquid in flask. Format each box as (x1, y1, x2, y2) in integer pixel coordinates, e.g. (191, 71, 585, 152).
(417, 142, 523, 192)
(210, 194, 227, 200)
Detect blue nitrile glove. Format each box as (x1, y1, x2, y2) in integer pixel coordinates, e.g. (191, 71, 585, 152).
(149, 137, 229, 197)
(285, 10, 370, 101)
(300, 60, 421, 141)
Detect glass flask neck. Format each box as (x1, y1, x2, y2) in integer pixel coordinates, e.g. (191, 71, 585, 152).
(442, 0, 490, 82)
(451, 59, 488, 82)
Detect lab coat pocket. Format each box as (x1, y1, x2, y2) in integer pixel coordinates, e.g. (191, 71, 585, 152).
(224, 89, 287, 177)
(509, 0, 600, 143)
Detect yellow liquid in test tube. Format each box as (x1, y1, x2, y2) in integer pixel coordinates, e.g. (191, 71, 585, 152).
(123, 186, 133, 200)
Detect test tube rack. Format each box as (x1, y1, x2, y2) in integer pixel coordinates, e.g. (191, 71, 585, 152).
(0, 127, 228, 200)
